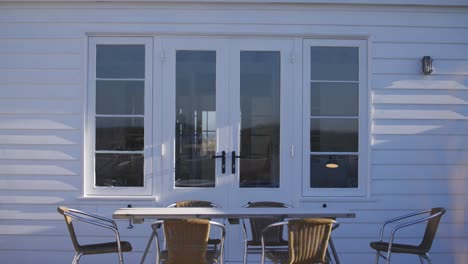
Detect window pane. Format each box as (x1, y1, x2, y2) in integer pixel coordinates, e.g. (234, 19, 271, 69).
(310, 82, 358, 116)
(175, 50, 216, 188)
(96, 45, 145, 78)
(96, 80, 144, 115)
(96, 117, 144, 151)
(239, 51, 280, 188)
(95, 153, 143, 187)
(310, 118, 358, 152)
(310, 47, 358, 81)
(310, 155, 358, 188)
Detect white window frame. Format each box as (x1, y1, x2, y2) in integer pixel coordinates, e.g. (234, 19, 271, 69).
(85, 36, 153, 196)
(302, 39, 368, 197)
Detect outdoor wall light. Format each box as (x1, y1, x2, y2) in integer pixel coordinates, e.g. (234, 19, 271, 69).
(422, 56, 433, 76)
(325, 155, 339, 169)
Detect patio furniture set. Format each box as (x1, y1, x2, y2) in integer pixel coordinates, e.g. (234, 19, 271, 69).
(57, 203, 445, 264)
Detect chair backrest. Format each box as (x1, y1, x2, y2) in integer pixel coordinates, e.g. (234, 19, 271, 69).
(163, 219, 210, 264)
(287, 218, 334, 264)
(170, 200, 220, 208)
(245, 201, 291, 245)
(57, 206, 81, 252)
(419, 207, 446, 251)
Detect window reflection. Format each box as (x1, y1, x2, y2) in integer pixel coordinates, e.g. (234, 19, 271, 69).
(239, 51, 280, 188)
(175, 51, 216, 188)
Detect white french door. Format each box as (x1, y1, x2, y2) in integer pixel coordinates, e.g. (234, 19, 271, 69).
(159, 37, 295, 208)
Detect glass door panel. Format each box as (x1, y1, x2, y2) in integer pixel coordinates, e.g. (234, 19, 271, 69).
(239, 51, 281, 188)
(175, 50, 217, 188)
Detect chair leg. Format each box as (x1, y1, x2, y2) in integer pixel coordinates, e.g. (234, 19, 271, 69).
(328, 238, 340, 264)
(243, 243, 247, 264)
(72, 252, 82, 264)
(140, 232, 156, 264)
(420, 253, 432, 264)
(374, 251, 380, 264)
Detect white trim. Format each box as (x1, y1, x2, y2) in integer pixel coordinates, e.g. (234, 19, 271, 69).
(85, 36, 153, 196)
(302, 38, 368, 197)
(6, 0, 468, 7)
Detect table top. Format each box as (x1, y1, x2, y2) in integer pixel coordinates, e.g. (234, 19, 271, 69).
(113, 207, 355, 220)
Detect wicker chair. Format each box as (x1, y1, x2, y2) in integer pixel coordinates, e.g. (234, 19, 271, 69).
(261, 218, 335, 264)
(140, 200, 223, 264)
(152, 218, 225, 264)
(370, 207, 446, 264)
(57, 206, 132, 264)
(241, 201, 291, 264)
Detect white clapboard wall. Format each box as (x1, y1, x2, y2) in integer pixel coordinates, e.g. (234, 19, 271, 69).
(0, 1, 467, 263)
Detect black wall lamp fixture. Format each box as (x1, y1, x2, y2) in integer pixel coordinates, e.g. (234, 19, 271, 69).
(422, 56, 433, 76)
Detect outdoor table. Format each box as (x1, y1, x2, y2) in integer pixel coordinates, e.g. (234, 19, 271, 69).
(113, 207, 356, 224)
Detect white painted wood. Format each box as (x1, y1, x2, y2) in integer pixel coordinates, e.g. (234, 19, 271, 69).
(1, 1, 467, 263)
(373, 89, 468, 105)
(373, 135, 468, 149)
(373, 119, 468, 135)
(0, 84, 81, 99)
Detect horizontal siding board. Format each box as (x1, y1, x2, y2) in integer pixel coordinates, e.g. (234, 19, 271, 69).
(2, 23, 468, 43)
(373, 149, 468, 165)
(373, 104, 468, 120)
(0, 146, 79, 160)
(351, 209, 467, 223)
(0, 161, 80, 176)
(373, 120, 468, 135)
(0, 130, 81, 145)
(372, 179, 468, 195)
(370, 195, 467, 210)
(0, 84, 81, 99)
(373, 43, 468, 60)
(373, 164, 468, 180)
(0, 114, 81, 130)
(0, 38, 81, 54)
(1, 8, 468, 29)
(0, 100, 81, 114)
(372, 74, 468, 89)
(0, 176, 80, 191)
(0, 54, 81, 69)
(373, 135, 468, 150)
(373, 89, 468, 105)
(373, 59, 468, 75)
(0, 69, 81, 84)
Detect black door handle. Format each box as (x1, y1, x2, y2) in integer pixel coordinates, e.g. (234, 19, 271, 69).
(211, 151, 226, 174)
(231, 151, 245, 174)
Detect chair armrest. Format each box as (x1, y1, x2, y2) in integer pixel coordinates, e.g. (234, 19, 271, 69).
(209, 220, 226, 256)
(378, 209, 432, 241)
(388, 209, 445, 246)
(260, 221, 288, 264)
(68, 208, 118, 229)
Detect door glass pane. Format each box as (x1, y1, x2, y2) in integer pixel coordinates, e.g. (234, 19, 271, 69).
(310, 155, 358, 188)
(96, 80, 144, 115)
(310, 82, 358, 116)
(95, 153, 144, 187)
(310, 47, 358, 81)
(239, 51, 280, 188)
(175, 51, 216, 188)
(96, 45, 145, 78)
(310, 118, 358, 152)
(96, 117, 144, 151)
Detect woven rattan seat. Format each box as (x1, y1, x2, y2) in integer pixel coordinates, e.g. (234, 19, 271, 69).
(151, 218, 225, 264)
(261, 218, 335, 264)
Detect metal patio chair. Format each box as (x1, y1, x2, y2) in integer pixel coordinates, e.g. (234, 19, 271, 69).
(152, 218, 226, 264)
(140, 200, 223, 264)
(370, 207, 446, 264)
(241, 201, 292, 264)
(57, 206, 132, 264)
(261, 218, 336, 264)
